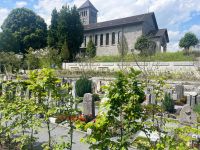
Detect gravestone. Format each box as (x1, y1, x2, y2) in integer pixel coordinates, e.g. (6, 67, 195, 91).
(172, 93, 178, 101)
(146, 94, 151, 104)
(187, 95, 197, 108)
(83, 93, 95, 118)
(92, 80, 98, 94)
(197, 95, 200, 105)
(179, 104, 197, 124)
(72, 80, 76, 98)
(151, 94, 156, 104)
(175, 85, 184, 100)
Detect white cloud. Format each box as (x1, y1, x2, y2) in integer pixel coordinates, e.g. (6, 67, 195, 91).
(0, 8, 10, 31)
(34, 0, 67, 26)
(16, 1, 28, 8)
(189, 25, 200, 38)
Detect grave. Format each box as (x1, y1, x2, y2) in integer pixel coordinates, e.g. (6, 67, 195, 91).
(83, 93, 95, 118)
(179, 104, 197, 124)
(175, 84, 184, 100)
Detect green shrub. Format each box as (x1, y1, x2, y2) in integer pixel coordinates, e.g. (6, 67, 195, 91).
(75, 77, 92, 97)
(163, 93, 175, 113)
(92, 93, 100, 101)
(75, 120, 86, 131)
(84, 122, 95, 131)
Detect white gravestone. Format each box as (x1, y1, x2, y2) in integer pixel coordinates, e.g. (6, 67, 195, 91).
(83, 93, 95, 118)
(175, 85, 184, 100)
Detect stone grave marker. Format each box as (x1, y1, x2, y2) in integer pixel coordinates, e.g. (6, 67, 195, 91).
(187, 94, 197, 108)
(179, 104, 197, 124)
(146, 94, 151, 104)
(151, 94, 156, 104)
(175, 84, 184, 100)
(197, 95, 200, 105)
(72, 80, 76, 98)
(172, 93, 178, 101)
(83, 93, 95, 118)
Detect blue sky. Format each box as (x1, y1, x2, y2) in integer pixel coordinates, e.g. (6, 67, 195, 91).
(0, 0, 200, 51)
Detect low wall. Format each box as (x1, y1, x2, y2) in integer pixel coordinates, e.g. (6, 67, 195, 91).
(62, 61, 200, 72)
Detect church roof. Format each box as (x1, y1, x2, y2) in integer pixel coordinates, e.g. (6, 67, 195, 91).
(149, 29, 169, 42)
(78, 0, 98, 12)
(84, 12, 158, 31)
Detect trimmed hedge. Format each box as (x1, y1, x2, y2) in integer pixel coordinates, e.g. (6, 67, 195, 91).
(75, 77, 92, 97)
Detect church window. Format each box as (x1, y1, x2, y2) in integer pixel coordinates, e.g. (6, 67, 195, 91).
(118, 31, 121, 44)
(89, 35, 92, 41)
(86, 11, 87, 16)
(112, 32, 115, 45)
(95, 35, 98, 46)
(106, 33, 109, 45)
(100, 34, 103, 46)
(84, 36, 86, 47)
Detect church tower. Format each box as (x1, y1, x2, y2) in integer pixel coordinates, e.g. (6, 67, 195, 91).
(78, 0, 98, 25)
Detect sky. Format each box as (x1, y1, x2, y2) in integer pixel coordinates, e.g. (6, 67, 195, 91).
(0, 0, 200, 51)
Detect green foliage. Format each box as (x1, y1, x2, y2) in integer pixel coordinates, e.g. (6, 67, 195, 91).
(0, 30, 20, 53)
(75, 77, 92, 97)
(48, 9, 59, 49)
(48, 5, 84, 61)
(1, 8, 47, 54)
(38, 48, 61, 68)
(86, 39, 96, 58)
(83, 69, 146, 149)
(91, 51, 194, 62)
(179, 32, 199, 51)
(0, 68, 77, 149)
(0, 52, 21, 73)
(61, 40, 70, 62)
(135, 35, 156, 56)
(24, 47, 40, 70)
(162, 93, 175, 113)
(92, 93, 100, 101)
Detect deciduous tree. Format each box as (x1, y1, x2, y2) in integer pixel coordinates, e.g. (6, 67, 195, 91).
(179, 32, 199, 52)
(1, 8, 47, 54)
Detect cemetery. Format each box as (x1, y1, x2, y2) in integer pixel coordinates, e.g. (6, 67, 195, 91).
(1, 67, 200, 150)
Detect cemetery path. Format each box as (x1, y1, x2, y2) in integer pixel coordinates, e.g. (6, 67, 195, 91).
(35, 123, 89, 150)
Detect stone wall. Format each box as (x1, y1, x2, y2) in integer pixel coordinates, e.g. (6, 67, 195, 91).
(62, 61, 198, 72)
(82, 24, 143, 56)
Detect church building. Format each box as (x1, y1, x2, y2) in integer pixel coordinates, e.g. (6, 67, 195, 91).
(78, 0, 169, 56)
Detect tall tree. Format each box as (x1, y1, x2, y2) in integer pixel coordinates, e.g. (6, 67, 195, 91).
(1, 8, 47, 54)
(135, 35, 156, 56)
(0, 30, 20, 53)
(61, 40, 70, 62)
(48, 8, 59, 48)
(57, 5, 84, 61)
(86, 39, 96, 58)
(179, 32, 199, 52)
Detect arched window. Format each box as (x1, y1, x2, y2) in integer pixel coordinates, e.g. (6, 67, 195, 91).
(95, 35, 98, 46)
(100, 34, 103, 46)
(106, 33, 109, 45)
(118, 31, 121, 44)
(112, 32, 115, 45)
(84, 36, 86, 47)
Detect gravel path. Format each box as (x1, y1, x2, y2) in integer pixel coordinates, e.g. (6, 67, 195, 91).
(34, 123, 89, 150)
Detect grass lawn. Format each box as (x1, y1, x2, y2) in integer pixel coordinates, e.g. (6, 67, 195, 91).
(89, 51, 195, 62)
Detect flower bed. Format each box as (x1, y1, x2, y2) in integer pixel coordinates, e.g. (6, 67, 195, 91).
(55, 114, 94, 124)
